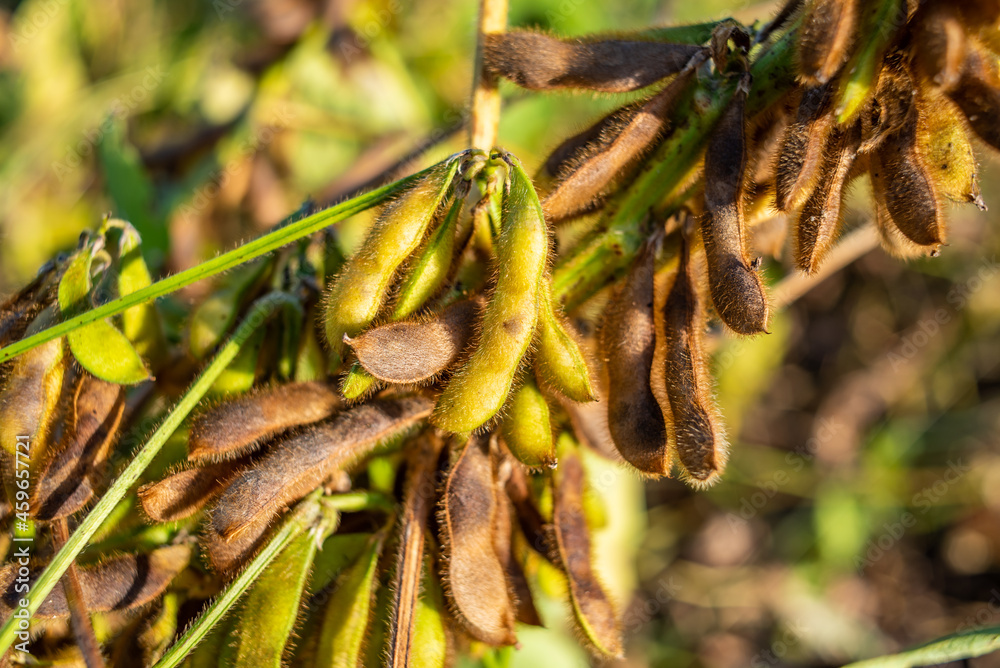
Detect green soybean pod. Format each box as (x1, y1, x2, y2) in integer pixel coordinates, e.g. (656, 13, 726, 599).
(432, 155, 549, 433)
(392, 190, 465, 320)
(501, 374, 556, 469)
(535, 278, 596, 403)
(323, 159, 460, 369)
(219, 528, 319, 668)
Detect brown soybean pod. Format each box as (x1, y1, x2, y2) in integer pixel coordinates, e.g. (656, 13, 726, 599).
(388, 435, 444, 667)
(441, 434, 517, 646)
(797, 0, 858, 84)
(187, 381, 341, 462)
(344, 296, 483, 385)
(542, 62, 702, 222)
(870, 104, 946, 247)
(948, 46, 1000, 152)
(138, 460, 247, 523)
(701, 72, 769, 335)
(660, 240, 728, 486)
(913, 3, 966, 91)
(31, 374, 125, 520)
(600, 240, 670, 476)
(0, 546, 190, 618)
(774, 82, 835, 211)
(539, 102, 642, 184)
(211, 396, 433, 541)
(552, 440, 623, 658)
(492, 459, 542, 626)
(202, 511, 274, 575)
(793, 125, 861, 273)
(484, 30, 703, 92)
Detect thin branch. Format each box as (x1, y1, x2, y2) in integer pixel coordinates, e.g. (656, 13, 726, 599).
(469, 0, 508, 150)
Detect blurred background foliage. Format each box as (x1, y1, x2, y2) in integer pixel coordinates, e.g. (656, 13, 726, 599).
(1, 0, 999, 666)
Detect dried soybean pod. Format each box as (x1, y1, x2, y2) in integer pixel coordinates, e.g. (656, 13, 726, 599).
(392, 190, 466, 320)
(483, 30, 703, 92)
(949, 45, 1000, 152)
(552, 438, 623, 658)
(138, 460, 245, 522)
(441, 434, 517, 646)
(388, 436, 444, 666)
(203, 509, 273, 575)
(345, 297, 482, 385)
(32, 374, 125, 520)
(660, 240, 728, 486)
(774, 83, 835, 211)
(218, 528, 319, 668)
(534, 281, 595, 403)
(600, 240, 669, 476)
(0, 309, 65, 498)
(323, 159, 459, 368)
(315, 532, 384, 668)
(5, 545, 192, 618)
(871, 104, 947, 247)
(917, 91, 982, 207)
(702, 72, 770, 335)
(798, 0, 857, 84)
(432, 157, 548, 433)
(501, 375, 556, 469)
(187, 381, 341, 463)
(542, 61, 702, 222)
(539, 103, 640, 184)
(211, 396, 433, 541)
(793, 125, 861, 273)
(913, 3, 966, 91)
(0, 262, 54, 348)
(493, 461, 543, 626)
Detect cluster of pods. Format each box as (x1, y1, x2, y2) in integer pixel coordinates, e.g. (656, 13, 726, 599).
(1, 0, 1000, 664)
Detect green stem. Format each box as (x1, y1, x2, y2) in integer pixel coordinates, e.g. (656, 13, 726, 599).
(0, 165, 440, 365)
(153, 490, 389, 668)
(0, 292, 295, 658)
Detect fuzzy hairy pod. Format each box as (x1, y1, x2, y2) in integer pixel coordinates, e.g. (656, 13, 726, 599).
(0, 546, 190, 618)
(541, 62, 701, 222)
(323, 161, 458, 368)
(219, 527, 319, 667)
(870, 104, 947, 248)
(792, 125, 861, 273)
(534, 280, 595, 403)
(658, 242, 728, 486)
(409, 555, 450, 668)
(31, 374, 125, 520)
(701, 73, 770, 335)
(345, 297, 482, 386)
(600, 241, 670, 476)
(948, 45, 1000, 153)
(501, 375, 556, 469)
(440, 434, 517, 646)
(211, 396, 433, 542)
(484, 30, 703, 92)
(392, 190, 466, 320)
(834, 0, 906, 123)
(492, 460, 543, 626)
(339, 364, 380, 402)
(388, 436, 445, 667)
(138, 460, 245, 523)
(315, 532, 384, 668)
(0, 263, 53, 348)
(187, 381, 341, 462)
(913, 3, 967, 91)
(203, 509, 274, 575)
(0, 319, 65, 501)
(916, 91, 982, 207)
(432, 157, 548, 433)
(539, 103, 640, 186)
(859, 65, 916, 154)
(552, 438, 623, 658)
(774, 83, 835, 211)
(798, 0, 857, 84)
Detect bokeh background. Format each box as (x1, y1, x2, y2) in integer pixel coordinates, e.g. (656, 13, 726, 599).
(1, 0, 999, 666)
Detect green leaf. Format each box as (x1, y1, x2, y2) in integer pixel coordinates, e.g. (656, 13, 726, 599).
(219, 527, 322, 667)
(841, 627, 1000, 668)
(58, 249, 150, 384)
(112, 220, 167, 366)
